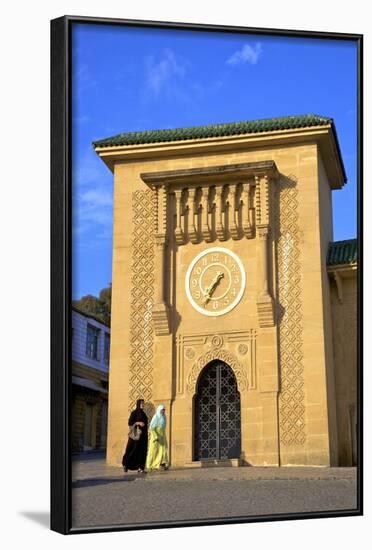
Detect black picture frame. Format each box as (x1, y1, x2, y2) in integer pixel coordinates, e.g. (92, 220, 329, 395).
(51, 14, 363, 535)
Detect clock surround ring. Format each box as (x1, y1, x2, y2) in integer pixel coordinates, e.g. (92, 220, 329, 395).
(185, 247, 246, 317)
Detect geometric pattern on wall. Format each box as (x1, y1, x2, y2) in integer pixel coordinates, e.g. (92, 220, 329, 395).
(129, 189, 155, 411)
(277, 181, 306, 446)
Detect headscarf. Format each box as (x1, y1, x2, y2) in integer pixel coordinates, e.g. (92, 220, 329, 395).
(150, 404, 166, 429)
(133, 399, 147, 425)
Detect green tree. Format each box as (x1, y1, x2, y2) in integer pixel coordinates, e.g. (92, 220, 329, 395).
(99, 284, 111, 317)
(73, 284, 111, 325)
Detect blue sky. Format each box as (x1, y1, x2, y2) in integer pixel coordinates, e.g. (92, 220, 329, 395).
(72, 23, 358, 300)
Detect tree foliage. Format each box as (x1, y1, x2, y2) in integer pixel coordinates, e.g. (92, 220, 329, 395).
(73, 284, 111, 325)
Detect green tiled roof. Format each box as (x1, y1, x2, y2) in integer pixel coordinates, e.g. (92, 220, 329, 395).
(327, 239, 357, 266)
(93, 114, 333, 148)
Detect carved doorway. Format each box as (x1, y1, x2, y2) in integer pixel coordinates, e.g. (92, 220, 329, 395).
(194, 360, 241, 461)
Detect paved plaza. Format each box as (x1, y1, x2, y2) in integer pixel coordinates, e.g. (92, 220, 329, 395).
(71, 453, 358, 529)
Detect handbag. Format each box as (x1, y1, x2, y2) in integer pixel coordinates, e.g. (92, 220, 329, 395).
(128, 424, 142, 441)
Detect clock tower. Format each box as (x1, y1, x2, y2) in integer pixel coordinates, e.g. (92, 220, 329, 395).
(94, 115, 349, 468)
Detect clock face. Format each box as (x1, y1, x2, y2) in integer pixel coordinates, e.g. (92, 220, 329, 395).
(185, 247, 246, 317)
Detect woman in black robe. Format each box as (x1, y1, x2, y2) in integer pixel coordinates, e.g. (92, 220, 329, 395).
(122, 399, 148, 473)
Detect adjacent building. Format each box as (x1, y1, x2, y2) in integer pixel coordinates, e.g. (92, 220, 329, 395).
(327, 238, 358, 465)
(94, 114, 358, 468)
(71, 307, 110, 452)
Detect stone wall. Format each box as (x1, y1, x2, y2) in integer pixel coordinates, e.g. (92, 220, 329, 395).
(330, 273, 357, 465)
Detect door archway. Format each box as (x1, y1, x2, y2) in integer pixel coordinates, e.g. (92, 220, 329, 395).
(194, 360, 241, 461)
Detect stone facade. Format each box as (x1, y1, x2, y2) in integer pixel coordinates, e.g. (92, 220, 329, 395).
(94, 117, 357, 468)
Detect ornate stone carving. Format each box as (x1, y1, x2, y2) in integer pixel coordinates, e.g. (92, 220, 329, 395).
(154, 234, 167, 247)
(242, 182, 254, 239)
(160, 185, 168, 236)
(201, 186, 212, 242)
(177, 330, 256, 395)
(254, 176, 261, 224)
(176, 334, 206, 394)
(238, 343, 248, 355)
(228, 184, 240, 240)
(129, 189, 155, 410)
(188, 187, 199, 244)
(141, 163, 278, 246)
(174, 188, 185, 245)
(215, 186, 227, 241)
(153, 185, 170, 335)
(257, 225, 270, 239)
(211, 335, 223, 349)
(186, 348, 249, 394)
(255, 175, 270, 226)
(185, 347, 196, 360)
(256, 223, 275, 326)
(276, 180, 306, 446)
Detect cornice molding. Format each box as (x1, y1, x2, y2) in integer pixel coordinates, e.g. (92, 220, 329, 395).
(140, 161, 279, 187)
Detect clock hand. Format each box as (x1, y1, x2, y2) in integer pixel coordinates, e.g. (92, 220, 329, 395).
(202, 272, 224, 306)
(208, 272, 224, 296)
(203, 274, 221, 299)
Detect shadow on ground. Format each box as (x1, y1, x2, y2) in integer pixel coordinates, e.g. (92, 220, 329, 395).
(72, 476, 138, 489)
(19, 511, 50, 529)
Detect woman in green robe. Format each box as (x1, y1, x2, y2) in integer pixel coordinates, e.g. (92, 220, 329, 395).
(146, 404, 169, 471)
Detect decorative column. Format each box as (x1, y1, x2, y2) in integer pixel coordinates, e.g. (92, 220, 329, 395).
(174, 188, 185, 245)
(227, 184, 239, 240)
(152, 186, 170, 335)
(215, 185, 226, 241)
(228, 184, 239, 240)
(187, 187, 198, 244)
(152, 234, 170, 335)
(255, 173, 278, 464)
(242, 181, 254, 238)
(258, 226, 270, 296)
(255, 174, 275, 327)
(154, 235, 166, 303)
(201, 186, 212, 242)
